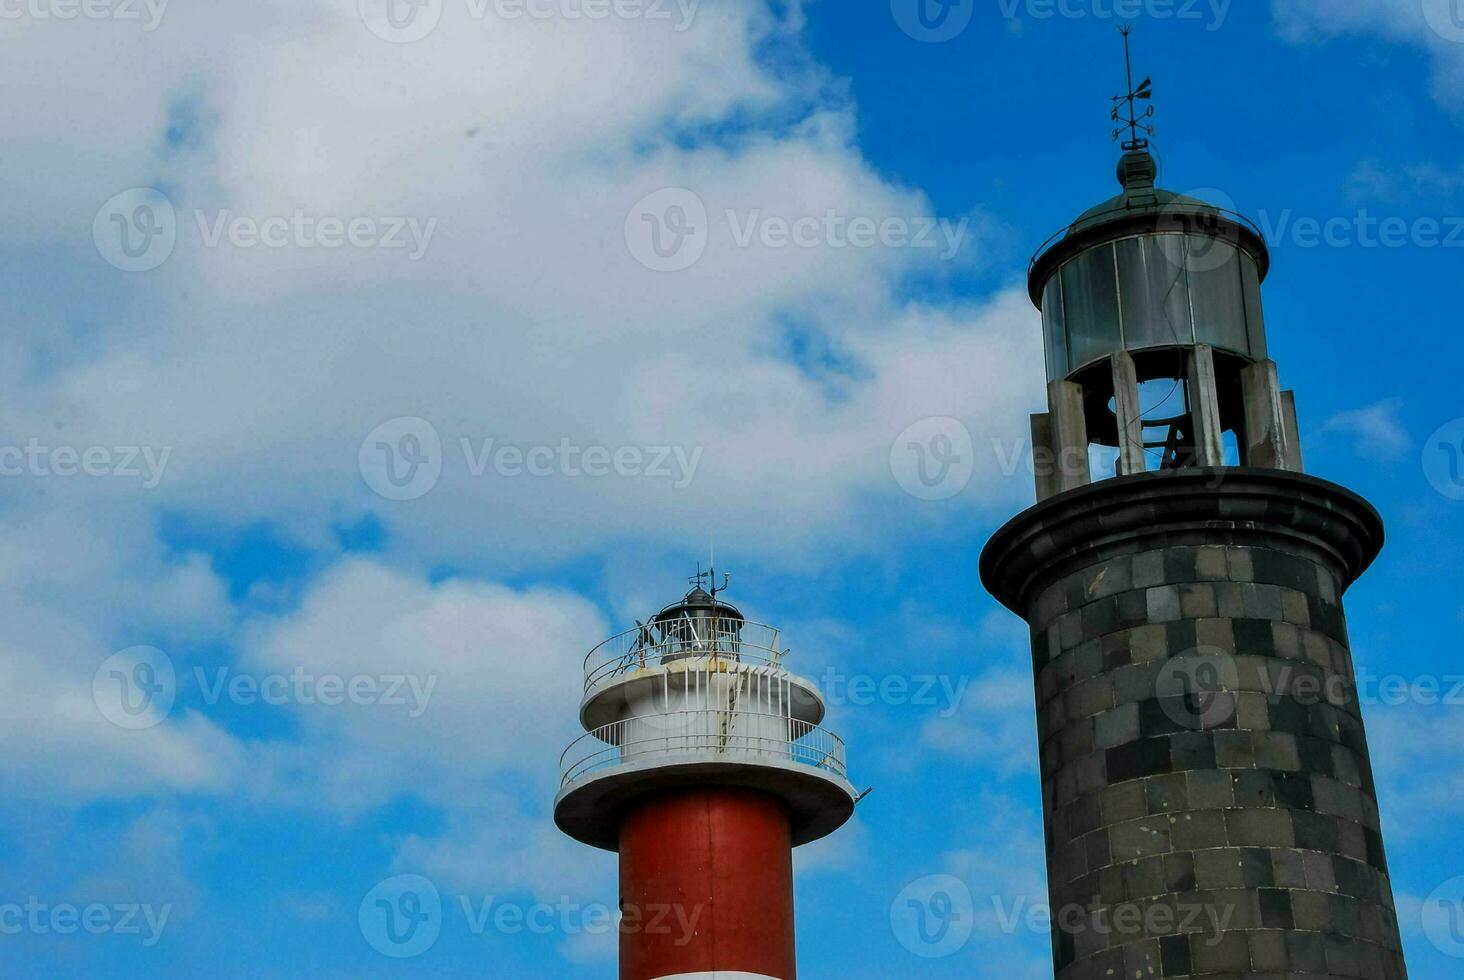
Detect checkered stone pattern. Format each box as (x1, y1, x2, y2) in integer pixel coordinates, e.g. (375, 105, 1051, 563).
(1025, 543, 1407, 980)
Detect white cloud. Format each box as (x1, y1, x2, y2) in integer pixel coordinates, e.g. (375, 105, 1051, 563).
(0, 0, 1041, 576)
(0, 1, 1047, 959)
(1345, 159, 1464, 205)
(1321, 396, 1411, 459)
(0, 503, 245, 804)
(243, 558, 605, 804)
(1271, 0, 1464, 112)
(920, 668, 1037, 776)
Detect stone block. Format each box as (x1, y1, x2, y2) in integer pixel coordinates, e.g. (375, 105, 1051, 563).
(1102, 781, 1149, 826)
(1250, 928, 1289, 971)
(1130, 624, 1169, 664)
(1133, 551, 1166, 590)
(1271, 848, 1309, 889)
(1195, 546, 1228, 580)
(1110, 817, 1173, 861)
(1170, 810, 1229, 851)
(1179, 583, 1219, 619)
(1194, 847, 1245, 889)
(1146, 773, 1189, 815)
(1146, 586, 1183, 624)
(1190, 931, 1250, 974)
(1225, 808, 1295, 848)
(1281, 589, 1312, 627)
(1095, 703, 1141, 750)
(1186, 769, 1235, 809)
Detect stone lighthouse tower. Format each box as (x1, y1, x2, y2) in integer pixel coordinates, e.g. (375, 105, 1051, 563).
(555, 572, 856, 980)
(980, 40, 1409, 980)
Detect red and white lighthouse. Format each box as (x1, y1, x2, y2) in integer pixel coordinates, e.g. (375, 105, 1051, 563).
(555, 573, 857, 980)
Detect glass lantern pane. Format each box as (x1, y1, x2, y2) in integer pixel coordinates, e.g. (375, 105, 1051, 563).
(1118, 236, 1194, 351)
(1187, 237, 1249, 356)
(1043, 274, 1068, 381)
(1241, 254, 1267, 360)
(1060, 244, 1121, 372)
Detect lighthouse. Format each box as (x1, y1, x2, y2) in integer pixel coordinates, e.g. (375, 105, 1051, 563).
(554, 571, 857, 980)
(980, 36, 1409, 980)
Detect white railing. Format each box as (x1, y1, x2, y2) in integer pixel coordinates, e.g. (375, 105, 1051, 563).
(583, 620, 786, 693)
(559, 709, 848, 790)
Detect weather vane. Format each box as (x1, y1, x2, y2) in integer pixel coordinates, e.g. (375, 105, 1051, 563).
(1111, 25, 1155, 152)
(689, 561, 731, 599)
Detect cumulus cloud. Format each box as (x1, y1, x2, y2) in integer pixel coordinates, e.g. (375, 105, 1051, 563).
(920, 668, 1037, 776)
(0, 0, 1043, 964)
(243, 557, 606, 807)
(1321, 396, 1411, 460)
(1345, 159, 1464, 205)
(0, 503, 245, 804)
(1271, 0, 1464, 112)
(0, 0, 1041, 575)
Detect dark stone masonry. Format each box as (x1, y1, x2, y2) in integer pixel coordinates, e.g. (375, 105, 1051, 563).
(981, 468, 1407, 980)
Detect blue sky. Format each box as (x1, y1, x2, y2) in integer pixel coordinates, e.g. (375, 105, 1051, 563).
(3, 0, 1464, 977)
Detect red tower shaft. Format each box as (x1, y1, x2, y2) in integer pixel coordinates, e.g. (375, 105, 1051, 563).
(618, 788, 796, 980)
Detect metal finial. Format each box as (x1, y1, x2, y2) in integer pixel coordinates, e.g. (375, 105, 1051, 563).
(1110, 25, 1155, 152)
(689, 563, 710, 590)
(689, 559, 730, 599)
